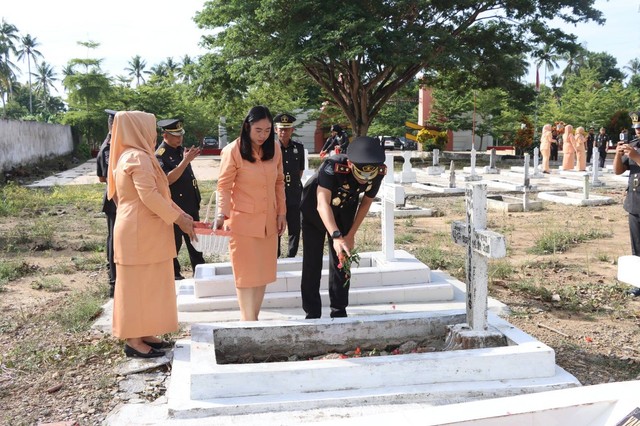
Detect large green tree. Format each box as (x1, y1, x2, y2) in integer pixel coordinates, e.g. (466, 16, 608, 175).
(195, 0, 603, 136)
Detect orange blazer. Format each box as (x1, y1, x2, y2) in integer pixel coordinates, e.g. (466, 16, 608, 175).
(114, 149, 181, 265)
(217, 139, 286, 238)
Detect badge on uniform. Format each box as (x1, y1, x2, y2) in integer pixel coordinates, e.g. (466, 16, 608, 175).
(334, 163, 350, 174)
(156, 147, 166, 156)
(332, 197, 341, 206)
(293, 148, 298, 154)
(324, 163, 335, 175)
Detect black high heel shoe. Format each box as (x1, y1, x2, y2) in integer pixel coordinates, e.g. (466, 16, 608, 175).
(124, 344, 165, 358)
(143, 340, 173, 350)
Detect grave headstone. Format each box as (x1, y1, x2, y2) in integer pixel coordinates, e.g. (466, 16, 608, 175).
(523, 153, 531, 211)
(450, 183, 506, 332)
(399, 151, 417, 183)
(449, 161, 457, 188)
(427, 149, 445, 175)
(483, 148, 500, 174)
(382, 154, 404, 261)
(302, 149, 314, 184)
(583, 173, 590, 200)
(532, 148, 544, 178)
(464, 146, 482, 181)
(218, 116, 228, 149)
(590, 150, 604, 187)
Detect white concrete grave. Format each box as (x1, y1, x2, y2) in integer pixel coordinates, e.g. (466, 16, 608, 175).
(482, 148, 500, 174)
(426, 148, 445, 175)
(371, 153, 434, 217)
(617, 255, 640, 288)
(165, 183, 579, 420)
(463, 146, 482, 181)
(398, 151, 417, 183)
(180, 157, 453, 313)
(413, 160, 465, 194)
(590, 150, 605, 186)
(538, 172, 613, 206)
(301, 148, 314, 184)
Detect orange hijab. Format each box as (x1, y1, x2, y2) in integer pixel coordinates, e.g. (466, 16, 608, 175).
(107, 111, 168, 201)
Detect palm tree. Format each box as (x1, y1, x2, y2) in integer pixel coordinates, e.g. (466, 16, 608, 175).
(561, 47, 587, 79)
(149, 63, 168, 78)
(17, 34, 42, 113)
(178, 54, 196, 84)
(32, 60, 57, 113)
(125, 55, 148, 87)
(0, 19, 20, 102)
(533, 44, 561, 86)
(625, 58, 640, 76)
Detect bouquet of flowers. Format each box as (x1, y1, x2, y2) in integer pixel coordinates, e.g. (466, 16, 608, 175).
(338, 247, 360, 287)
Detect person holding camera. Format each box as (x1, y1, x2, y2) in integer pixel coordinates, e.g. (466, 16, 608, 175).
(613, 112, 640, 295)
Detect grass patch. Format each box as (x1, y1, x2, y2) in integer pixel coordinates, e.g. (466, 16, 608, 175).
(489, 260, 515, 282)
(510, 278, 553, 301)
(414, 245, 465, 279)
(0, 261, 39, 289)
(529, 228, 612, 255)
(0, 183, 103, 217)
(395, 233, 417, 244)
(50, 288, 105, 333)
(31, 276, 65, 292)
(72, 253, 106, 272)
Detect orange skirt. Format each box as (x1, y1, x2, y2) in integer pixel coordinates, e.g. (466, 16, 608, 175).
(229, 233, 278, 288)
(112, 260, 178, 339)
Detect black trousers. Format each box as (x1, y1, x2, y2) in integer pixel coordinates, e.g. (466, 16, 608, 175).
(278, 202, 301, 257)
(173, 224, 205, 277)
(106, 212, 116, 289)
(598, 150, 607, 168)
(550, 143, 558, 161)
(586, 145, 594, 164)
(629, 213, 640, 256)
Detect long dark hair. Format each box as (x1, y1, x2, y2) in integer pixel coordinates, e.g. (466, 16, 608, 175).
(239, 105, 275, 162)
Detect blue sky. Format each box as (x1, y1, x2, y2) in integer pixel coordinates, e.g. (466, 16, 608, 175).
(1, 0, 635, 93)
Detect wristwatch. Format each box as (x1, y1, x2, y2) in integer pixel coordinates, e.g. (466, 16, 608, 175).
(331, 230, 343, 239)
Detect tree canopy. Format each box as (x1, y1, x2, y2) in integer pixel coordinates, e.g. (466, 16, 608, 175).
(195, 0, 603, 136)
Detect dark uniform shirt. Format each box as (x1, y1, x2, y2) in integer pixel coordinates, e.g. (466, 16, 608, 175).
(96, 135, 116, 215)
(595, 133, 611, 154)
(281, 139, 305, 203)
(301, 154, 383, 232)
(321, 132, 349, 153)
(155, 142, 201, 218)
(623, 144, 640, 215)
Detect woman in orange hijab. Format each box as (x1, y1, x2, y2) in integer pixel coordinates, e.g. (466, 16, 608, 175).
(574, 126, 587, 171)
(108, 111, 196, 358)
(561, 124, 576, 171)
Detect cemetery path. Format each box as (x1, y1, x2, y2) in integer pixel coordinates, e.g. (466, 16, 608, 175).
(1, 174, 640, 424)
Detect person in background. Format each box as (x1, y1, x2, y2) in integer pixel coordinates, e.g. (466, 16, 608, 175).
(550, 127, 559, 162)
(274, 112, 305, 258)
(539, 124, 553, 174)
(214, 106, 286, 320)
(586, 127, 595, 165)
(561, 124, 576, 171)
(595, 127, 611, 169)
(155, 119, 204, 280)
(574, 126, 587, 171)
(300, 136, 386, 319)
(108, 111, 196, 358)
(320, 124, 349, 157)
(613, 111, 640, 296)
(96, 109, 118, 298)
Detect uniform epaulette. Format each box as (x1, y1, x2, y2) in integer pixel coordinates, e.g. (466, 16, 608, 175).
(379, 165, 387, 175)
(155, 147, 165, 156)
(334, 163, 351, 174)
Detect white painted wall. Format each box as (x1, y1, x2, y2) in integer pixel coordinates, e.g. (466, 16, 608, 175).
(290, 109, 318, 152)
(0, 119, 74, 172)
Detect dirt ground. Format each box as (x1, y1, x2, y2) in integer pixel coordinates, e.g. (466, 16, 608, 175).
(1, 175, 640, 425)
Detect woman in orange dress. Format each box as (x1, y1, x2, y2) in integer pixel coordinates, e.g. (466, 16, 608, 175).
(539, 124, 553, 173)
(215, 106, 286, 321)
(108, 111, 196, 358)
(562, 124, 576, 171)
(574, 126, 587, 171)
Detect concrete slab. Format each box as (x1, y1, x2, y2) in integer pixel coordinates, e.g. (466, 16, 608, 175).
(166, 311, 579, 419)
(412, 182, 465, 194)
(487, 195, 543, 212)
(537, 191, 614, 206)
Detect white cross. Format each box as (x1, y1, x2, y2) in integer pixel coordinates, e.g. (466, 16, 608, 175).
(451, 183, 506, 331)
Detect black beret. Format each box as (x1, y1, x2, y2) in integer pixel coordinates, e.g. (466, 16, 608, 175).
(346, 136, 385, 166)
(274, 113, 296, 128)
(331, 124, 343, 133)
(157, 118, 185, 135)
